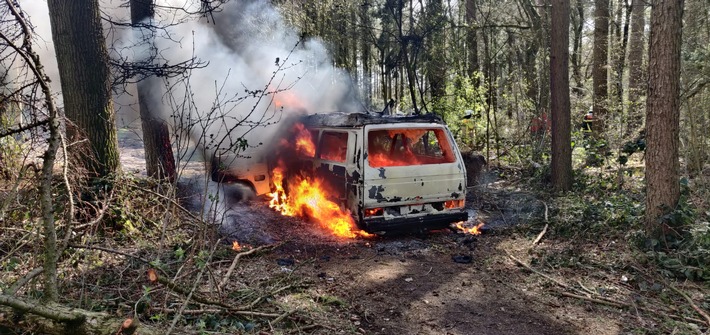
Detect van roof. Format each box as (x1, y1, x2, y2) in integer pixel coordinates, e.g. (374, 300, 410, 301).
(300, 112, 445, 128)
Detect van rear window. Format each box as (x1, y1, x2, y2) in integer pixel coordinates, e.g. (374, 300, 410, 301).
(367, 128, 455, 167)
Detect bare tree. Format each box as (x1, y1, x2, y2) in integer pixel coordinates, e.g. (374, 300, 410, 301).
(550, 0, 572, 191)
(645, 0, 684, 235)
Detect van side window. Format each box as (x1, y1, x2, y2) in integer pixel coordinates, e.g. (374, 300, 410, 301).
(294, 123, 318, 157)
(368, 128, 455, 167)
(319, 131, 348, 163)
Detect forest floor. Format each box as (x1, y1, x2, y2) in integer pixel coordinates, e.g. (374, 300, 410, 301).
(3, 130, 707, 335)
(115, 128, 707, 335)
(202, 184, 692, 335)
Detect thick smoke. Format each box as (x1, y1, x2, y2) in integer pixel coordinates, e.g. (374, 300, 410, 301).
(16, 0, 362, 162)
(144, 0, 363, 164)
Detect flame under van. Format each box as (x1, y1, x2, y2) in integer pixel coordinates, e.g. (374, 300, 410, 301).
(290, 112, 468, 234)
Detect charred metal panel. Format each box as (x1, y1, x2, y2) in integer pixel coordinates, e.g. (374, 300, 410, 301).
(300, 112, 445, 128)
(378, 167, 386, 179)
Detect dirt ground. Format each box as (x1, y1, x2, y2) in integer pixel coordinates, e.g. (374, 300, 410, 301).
(210, 197, 625, 335)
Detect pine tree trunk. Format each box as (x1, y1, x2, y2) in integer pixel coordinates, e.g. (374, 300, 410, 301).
(627, 0, 645, 132)
(130, 0, 176, 182)
(571, 0, 585, 95)
(550, 0, 572, 191)
(645, 0, 683, 234)
(47, 0, 120, 178)
(592, 0, 609, 133)
(465, 0, 479, 82)
(426, 0, 447, 106)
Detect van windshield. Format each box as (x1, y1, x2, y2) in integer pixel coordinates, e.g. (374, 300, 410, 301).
(367, 128, 455, 167)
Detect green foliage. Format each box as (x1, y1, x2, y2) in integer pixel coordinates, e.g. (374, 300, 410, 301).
(0, 111, 25, 179)
(639, 182, 710, 281)
(431, 74, 487, 150)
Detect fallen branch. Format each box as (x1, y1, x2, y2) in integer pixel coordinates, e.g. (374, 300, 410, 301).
(127, 183, 202, 224)
(218, 244, 280, 291)
(67, 244, 153, 267)
(0, 294, 161, 335)
(506, 250, 573, 291)
(668, 283, 710, 327)
(507, 251, 709, 328)
(559, 292, 706, 325)
(532, 224, 548, 246)
(4, 267, 43, 296)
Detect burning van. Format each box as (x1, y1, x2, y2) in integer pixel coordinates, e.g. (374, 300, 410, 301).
(270, 112, 468, 235)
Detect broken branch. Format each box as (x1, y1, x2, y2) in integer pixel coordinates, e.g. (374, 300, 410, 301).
(532, 224, 548, 246)
(218, 243, 280, 291)
(668, 283, 710, 327)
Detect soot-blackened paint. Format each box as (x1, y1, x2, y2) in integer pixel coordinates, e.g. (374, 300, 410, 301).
(367, 185, 386, 201)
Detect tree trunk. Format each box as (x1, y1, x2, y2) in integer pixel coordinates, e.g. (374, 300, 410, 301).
(426, 0, 447, 107)
(465, 0, 479, 82)
(47, 0, 120, 178)
(550, 0, 572, 191)
(644, 0, 683, 235)
(571, 0, 585, 95)
(592, 0, 609, 133)
(627, 0, 645, 132)
(130, 0, 176, 182)
(612, 0, 631, 107)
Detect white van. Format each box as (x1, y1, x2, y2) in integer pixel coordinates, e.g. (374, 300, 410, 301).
(287, 112, 468, 234)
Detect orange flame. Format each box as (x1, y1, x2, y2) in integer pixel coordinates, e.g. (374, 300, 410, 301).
(232, 241, 243, 251)
(268, 167, 371, 239)
(293, 123, 316, 157)
(273, 91, 304, 110)
(454, 221, 484, 235)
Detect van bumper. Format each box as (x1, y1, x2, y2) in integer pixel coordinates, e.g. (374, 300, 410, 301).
(361, 211, 468, 235)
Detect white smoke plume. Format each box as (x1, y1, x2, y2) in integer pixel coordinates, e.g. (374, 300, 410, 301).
(16, 0, 362, 161)
(134, 0, 363, 163)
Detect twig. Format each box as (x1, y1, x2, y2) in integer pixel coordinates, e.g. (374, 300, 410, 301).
(560, 292, 706, 325)
(560, 292, 624, 308)
(218, 244, 279, 291)
(67, 244, 153, 266)
(668, 283, 710, 327)
(271, 309, 297, 325)
(4, 267, 43, 296)
(286, 324, 333, 334)
(127, 183, 203, 223)
(532, 224, 548, 246)
(506, 250, 573, 291)
(542, 200, 549, 222)
(58, 133, 75, 251)
(576, 280, 596, 296)
(166, 238, 222, 335)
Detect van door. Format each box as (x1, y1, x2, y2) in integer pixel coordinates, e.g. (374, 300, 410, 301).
(362, 124, 466, 221)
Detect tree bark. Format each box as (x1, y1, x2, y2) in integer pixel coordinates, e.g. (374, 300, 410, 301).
(0, 295, 160, 335)
(627, 0, 645, 131)
(592, 0, 609, 133)
(550, 0, 572, 191)
(426, 0, 447, 105)
(47, 0, 120, 178)
(645, 0, 683, 234)
(571, 0, 585, 95)
(130, 0, 176, 182)
(465, 0, 479, 82)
